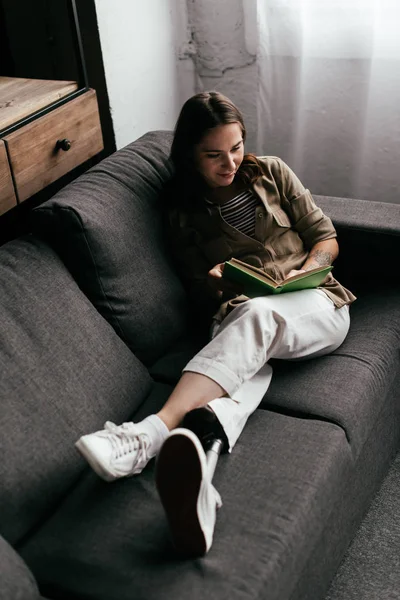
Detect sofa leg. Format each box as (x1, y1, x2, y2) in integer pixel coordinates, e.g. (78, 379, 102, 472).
(206, 438, 223, 480)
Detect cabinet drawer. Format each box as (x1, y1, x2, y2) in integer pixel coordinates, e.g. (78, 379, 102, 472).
(3, 89, 103, 202)
(0, 140, 17, 216)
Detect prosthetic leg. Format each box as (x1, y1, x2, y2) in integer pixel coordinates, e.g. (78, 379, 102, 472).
(181, 406, 229, 477)
(156, 406, 227, 556)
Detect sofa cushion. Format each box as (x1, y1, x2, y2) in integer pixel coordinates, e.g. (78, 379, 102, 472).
(20, 409, 351, 600)
(264, 289, 400, 459)
(0, 236, 152, 545)
(31, 130, 188, 366)
(0, 536, 40, 600)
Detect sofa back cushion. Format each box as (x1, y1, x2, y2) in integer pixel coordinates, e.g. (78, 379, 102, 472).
(32, 130, 188, 366)
(0, 236, 152, 544)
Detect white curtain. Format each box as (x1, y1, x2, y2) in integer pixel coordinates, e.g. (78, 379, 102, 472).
(256, 0, 400, 203)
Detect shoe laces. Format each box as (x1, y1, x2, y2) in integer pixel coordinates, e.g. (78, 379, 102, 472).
(104, 421, 150, 463)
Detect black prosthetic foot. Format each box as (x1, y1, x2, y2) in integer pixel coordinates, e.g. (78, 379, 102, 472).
(181, 406, 229, 454)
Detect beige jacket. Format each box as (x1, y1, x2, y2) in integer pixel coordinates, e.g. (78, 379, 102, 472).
(167, 156, 356, 323)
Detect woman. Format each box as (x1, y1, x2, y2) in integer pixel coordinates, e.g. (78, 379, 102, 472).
(76, 91, 355, 558)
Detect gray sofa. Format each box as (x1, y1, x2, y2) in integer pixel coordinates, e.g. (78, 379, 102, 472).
(1, 130, 400, 600)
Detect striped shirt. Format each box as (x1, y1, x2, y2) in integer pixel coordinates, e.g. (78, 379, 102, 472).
(219, 189, 259, 238)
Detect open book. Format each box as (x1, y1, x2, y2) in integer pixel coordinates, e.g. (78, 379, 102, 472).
(223, 257, 332, 298)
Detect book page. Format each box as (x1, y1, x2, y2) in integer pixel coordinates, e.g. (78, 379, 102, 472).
(282, 265, 332, 284)
(229, 258, 278, 285)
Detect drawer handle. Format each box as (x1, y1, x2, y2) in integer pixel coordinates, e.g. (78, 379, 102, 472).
(56, 138, 72, 151)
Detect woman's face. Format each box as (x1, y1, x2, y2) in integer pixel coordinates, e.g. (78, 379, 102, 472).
(194, 123, 244, 188)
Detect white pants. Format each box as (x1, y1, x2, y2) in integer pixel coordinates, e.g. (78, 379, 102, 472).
(183, 289, 350, 451)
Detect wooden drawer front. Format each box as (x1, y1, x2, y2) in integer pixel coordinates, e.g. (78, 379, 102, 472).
(0, 140, 17, 216)
(4, 89, 103, 202)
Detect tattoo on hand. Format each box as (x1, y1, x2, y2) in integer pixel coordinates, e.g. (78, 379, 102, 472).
(305, 249, 333, 270)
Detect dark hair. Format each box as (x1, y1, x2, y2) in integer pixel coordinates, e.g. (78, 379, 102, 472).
(170, 91, 262, 192)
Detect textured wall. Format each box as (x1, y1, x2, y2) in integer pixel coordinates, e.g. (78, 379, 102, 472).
(176, 0, 259, 153)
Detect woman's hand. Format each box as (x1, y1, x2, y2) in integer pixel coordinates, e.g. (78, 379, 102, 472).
(207, 262, 243, 298)
(285, 269, 306, 279)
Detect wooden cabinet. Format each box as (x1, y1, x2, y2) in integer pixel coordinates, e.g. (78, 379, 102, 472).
(0, 140, 17, 215)
(4, 89, 103, 202)
(0, 77, 104, 215)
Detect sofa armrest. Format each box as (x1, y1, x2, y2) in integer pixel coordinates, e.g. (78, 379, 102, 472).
(0, 535, 40, 599)
(314, 195, 400, 291)
(314, 195, 400, 235)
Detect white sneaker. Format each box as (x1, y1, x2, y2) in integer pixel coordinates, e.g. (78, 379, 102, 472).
(155, 428, 223, 557)
(75, 421, 153, 482)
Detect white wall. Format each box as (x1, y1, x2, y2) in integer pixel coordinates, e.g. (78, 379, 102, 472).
(94, 0, 181, 149)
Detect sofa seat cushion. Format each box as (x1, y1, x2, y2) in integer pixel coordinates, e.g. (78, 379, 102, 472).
(0, 236, 152, 545)
(20, 410, 351, 600)
(0, 536, 40, 600)
(31, 131, 188, 366)
(264, 289, 400, 459)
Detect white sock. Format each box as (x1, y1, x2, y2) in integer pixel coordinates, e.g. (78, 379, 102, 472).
(138, 414, 169, 458)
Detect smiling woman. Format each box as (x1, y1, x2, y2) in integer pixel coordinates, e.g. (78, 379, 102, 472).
(169, 91, 263, 202)
(76, 90, 356, 559)
(195, 123, 244, 189)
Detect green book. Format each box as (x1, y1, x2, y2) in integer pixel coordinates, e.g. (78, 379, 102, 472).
(223, 258, 332, 298)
